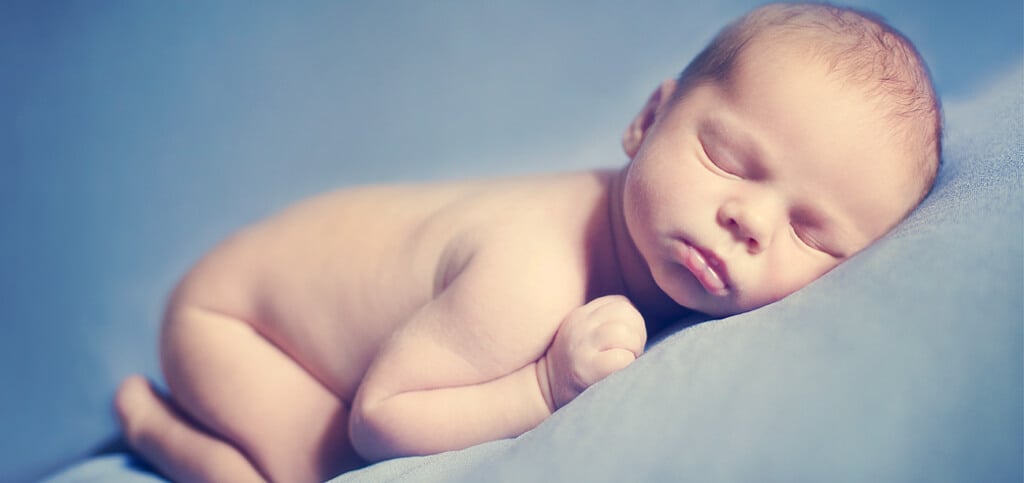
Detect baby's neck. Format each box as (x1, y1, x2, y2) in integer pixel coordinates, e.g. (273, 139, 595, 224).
(602, 167, 692, 330)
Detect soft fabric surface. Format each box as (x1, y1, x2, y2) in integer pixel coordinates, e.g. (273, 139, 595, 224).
(8, 2, 1021, 481)
(45, 64, 1022, 483)
(331, 66, 1024, 483)
(45, 454, 162, 483)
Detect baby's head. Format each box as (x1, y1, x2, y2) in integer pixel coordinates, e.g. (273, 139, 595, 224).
(620, 3, 942, 316)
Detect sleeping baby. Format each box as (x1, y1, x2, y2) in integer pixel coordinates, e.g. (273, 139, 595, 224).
(114, 3, 942, 481)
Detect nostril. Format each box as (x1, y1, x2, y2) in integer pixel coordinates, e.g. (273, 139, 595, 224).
(746, 237, 760, 253)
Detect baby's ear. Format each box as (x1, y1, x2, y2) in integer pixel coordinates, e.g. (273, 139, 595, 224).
(622, 79, 678, 158)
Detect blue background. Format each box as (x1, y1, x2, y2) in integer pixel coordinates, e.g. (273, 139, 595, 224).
(2, 1, 1021, 481)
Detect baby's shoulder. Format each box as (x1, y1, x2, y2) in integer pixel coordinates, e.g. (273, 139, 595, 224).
(435, 170, 610, 253)
(432, 170, 614, 297)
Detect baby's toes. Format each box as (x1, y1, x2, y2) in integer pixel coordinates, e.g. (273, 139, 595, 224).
(114, 375, 160, 439)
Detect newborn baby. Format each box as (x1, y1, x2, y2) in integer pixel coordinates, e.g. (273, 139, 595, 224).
(115, 3, 942, 482)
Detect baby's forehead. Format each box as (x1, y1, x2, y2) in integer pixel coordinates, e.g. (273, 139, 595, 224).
(733, 38, 926, 164)
(737, 21, 938, 181)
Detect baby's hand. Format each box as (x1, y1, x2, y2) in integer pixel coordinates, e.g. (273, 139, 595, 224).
(541, 295, 647, 410)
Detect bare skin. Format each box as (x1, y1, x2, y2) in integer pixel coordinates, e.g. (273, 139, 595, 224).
(116, 170, 676, 482)
(115, 33, 924, 483)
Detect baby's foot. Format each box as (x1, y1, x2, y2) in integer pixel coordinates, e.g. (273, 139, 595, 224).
(114, 375, 165, 445)
(114, 375, 269, 482)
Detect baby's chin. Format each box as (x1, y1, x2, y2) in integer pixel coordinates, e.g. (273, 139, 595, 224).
(666, 282, 779, 319)
(652, 261, 797, 318)
(654, 272, 741, 318)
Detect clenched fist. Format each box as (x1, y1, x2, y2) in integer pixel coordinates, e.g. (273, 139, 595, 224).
(540, 295, 647, 410)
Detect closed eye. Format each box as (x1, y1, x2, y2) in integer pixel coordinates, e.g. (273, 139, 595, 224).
(699, 140, 743, 179)
(791, 224, 841, 259)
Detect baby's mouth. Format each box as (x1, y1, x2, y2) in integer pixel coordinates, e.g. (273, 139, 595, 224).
(675, 241, 730, 296)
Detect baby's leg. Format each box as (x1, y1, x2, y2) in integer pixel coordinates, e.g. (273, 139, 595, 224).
(116, 375, 265, 482)
(117, 305, 363, 482)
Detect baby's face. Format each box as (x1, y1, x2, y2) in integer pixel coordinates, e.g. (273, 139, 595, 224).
(622, 43, 920, 317)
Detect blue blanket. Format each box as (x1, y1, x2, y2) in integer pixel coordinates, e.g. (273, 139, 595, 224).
(46, 63, 1022, 483)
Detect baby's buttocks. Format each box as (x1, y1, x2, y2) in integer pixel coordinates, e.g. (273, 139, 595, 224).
(172, 184, 466, 401)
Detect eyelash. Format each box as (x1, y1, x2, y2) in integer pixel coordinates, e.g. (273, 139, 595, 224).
(700, 143, 742, 179)
(791, 225, 816, 249)
(792, 225, 839, 258)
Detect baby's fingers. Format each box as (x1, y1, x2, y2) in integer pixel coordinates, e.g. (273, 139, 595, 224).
(591, 319, 646, 356)
(587, 348, 637, 384)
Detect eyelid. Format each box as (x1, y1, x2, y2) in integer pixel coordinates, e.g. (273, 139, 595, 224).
(791, 224, 842, 259)
(790, 224, 820, 251)
(699, 139, 742, 179)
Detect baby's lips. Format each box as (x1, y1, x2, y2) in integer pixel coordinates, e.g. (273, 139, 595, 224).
(676, 240, 730, 296)
(689, 247, 728, 295)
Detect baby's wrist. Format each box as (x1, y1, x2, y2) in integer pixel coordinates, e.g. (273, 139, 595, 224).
(534, 356, 556, 414)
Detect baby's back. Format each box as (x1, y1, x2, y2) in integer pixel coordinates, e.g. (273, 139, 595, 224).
(168, 171, 611, 402)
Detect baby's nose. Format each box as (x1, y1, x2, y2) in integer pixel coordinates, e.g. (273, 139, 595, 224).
(717, 199, 776, 254)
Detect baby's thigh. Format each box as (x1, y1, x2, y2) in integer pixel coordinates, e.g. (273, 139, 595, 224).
(161, 305, 363, 481)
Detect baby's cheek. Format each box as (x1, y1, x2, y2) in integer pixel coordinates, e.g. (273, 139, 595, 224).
(751, 259, 827, 306)
(744, 285, 794, 311)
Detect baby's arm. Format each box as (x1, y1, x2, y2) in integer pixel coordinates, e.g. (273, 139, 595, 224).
(349, 246, 648, 462)
(349, 247, 577, 462)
